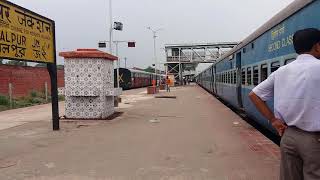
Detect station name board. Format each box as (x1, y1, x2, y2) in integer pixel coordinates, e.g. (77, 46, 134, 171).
(0, 0, 55, 63)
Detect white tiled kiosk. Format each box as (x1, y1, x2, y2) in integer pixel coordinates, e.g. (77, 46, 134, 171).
(59, 49, 120, 119)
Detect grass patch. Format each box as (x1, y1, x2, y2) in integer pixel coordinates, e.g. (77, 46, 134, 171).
(0, 105, 9, 111)
(0, 91, 65, 112)
(0, 95, 9, 106)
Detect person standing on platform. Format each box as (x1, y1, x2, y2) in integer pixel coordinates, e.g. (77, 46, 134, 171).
(166, 76, 171, 92)
(249, 28, 320, 180)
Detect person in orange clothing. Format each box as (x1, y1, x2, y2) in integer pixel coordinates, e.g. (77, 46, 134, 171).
(166, 76, 171, 92)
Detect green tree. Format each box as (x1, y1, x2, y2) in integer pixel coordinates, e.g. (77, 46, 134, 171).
(144, 66, 155, 73)
(57, 64, 64, 69)
(35, 63, 47, 68)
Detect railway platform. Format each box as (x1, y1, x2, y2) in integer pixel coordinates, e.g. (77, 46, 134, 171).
(0, 84, 280, 180)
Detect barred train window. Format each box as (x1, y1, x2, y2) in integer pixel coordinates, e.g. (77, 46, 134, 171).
(228, 72, 231, 84)
(261, 64, 268, 81)
(226, 72, 228, 83)
(221, 74, 223, 83)
(253, 66, 259, 86)
(285, 59, 295, 65)
(226, 72, 228, 84)
(271, 61, 280, 73)
(247, 67, 252, 85)
(233, 71, 237, 84)
(223, 73, 225, 83)
(225, 73, 227, 83)
(242, 68, 246, 85)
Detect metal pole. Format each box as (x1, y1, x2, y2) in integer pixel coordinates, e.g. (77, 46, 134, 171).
(115, 42, 120, 88)
(109, 0, 113, 54)
(124, 57, 127, 68)
(45, 81, 48, 102)
(179, 48, 182, 85)
(47, 63, 59, 131)
(148, 27, 162, 86)
(153, 32, 157, 85)
(8, 83, 12, 109)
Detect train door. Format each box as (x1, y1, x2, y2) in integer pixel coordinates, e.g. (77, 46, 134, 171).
(210, 67, 214, 93)
(236, 52, 244, 108)
(213, 66, 217, 94)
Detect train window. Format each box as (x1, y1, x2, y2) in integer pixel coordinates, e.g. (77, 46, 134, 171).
(271, 61, 280, 73)
(285, 58, 295, 65)
(227, 72, 229, 83)
(223, 73, 225, 83)
(247, 67, 252, 85)
(233, 71, 237, 84)
(251, 43, 255, 49)
(222, 73, 224, 83)
(261, 64, 268, 81)
(225, 73, 227, 83)
(243, 48, 246, 53)
(242, 68, 246, 85)
(225, 73, 228, 84)
(222, 74, 224, 83)
(253, 66, 259, 86)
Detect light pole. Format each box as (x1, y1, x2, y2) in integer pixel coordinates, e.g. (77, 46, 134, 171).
(115, 41, 120, 88)
(147, 27, 162, 86)
(107, 0, 124, 88)
(109, 0, 113, 54)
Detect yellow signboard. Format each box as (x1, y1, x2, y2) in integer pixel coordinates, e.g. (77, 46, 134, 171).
(0, 0, 55, 63)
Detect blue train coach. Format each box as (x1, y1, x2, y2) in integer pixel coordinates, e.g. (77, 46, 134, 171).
(196, 0, 320, 136)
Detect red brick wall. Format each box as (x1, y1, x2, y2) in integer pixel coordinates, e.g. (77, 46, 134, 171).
(0, 65, 64, 98)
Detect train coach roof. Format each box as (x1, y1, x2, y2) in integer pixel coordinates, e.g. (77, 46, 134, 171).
(128, 68, 163, 75)
(215, 0, 314, 64)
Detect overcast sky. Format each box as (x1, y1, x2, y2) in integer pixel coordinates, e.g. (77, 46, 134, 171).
(10, 0, 294, 69)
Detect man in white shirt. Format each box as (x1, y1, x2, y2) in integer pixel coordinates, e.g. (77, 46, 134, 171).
(249, 28, 320, 180)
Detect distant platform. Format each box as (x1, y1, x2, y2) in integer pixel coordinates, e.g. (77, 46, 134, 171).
(0, 85, 279, 179)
